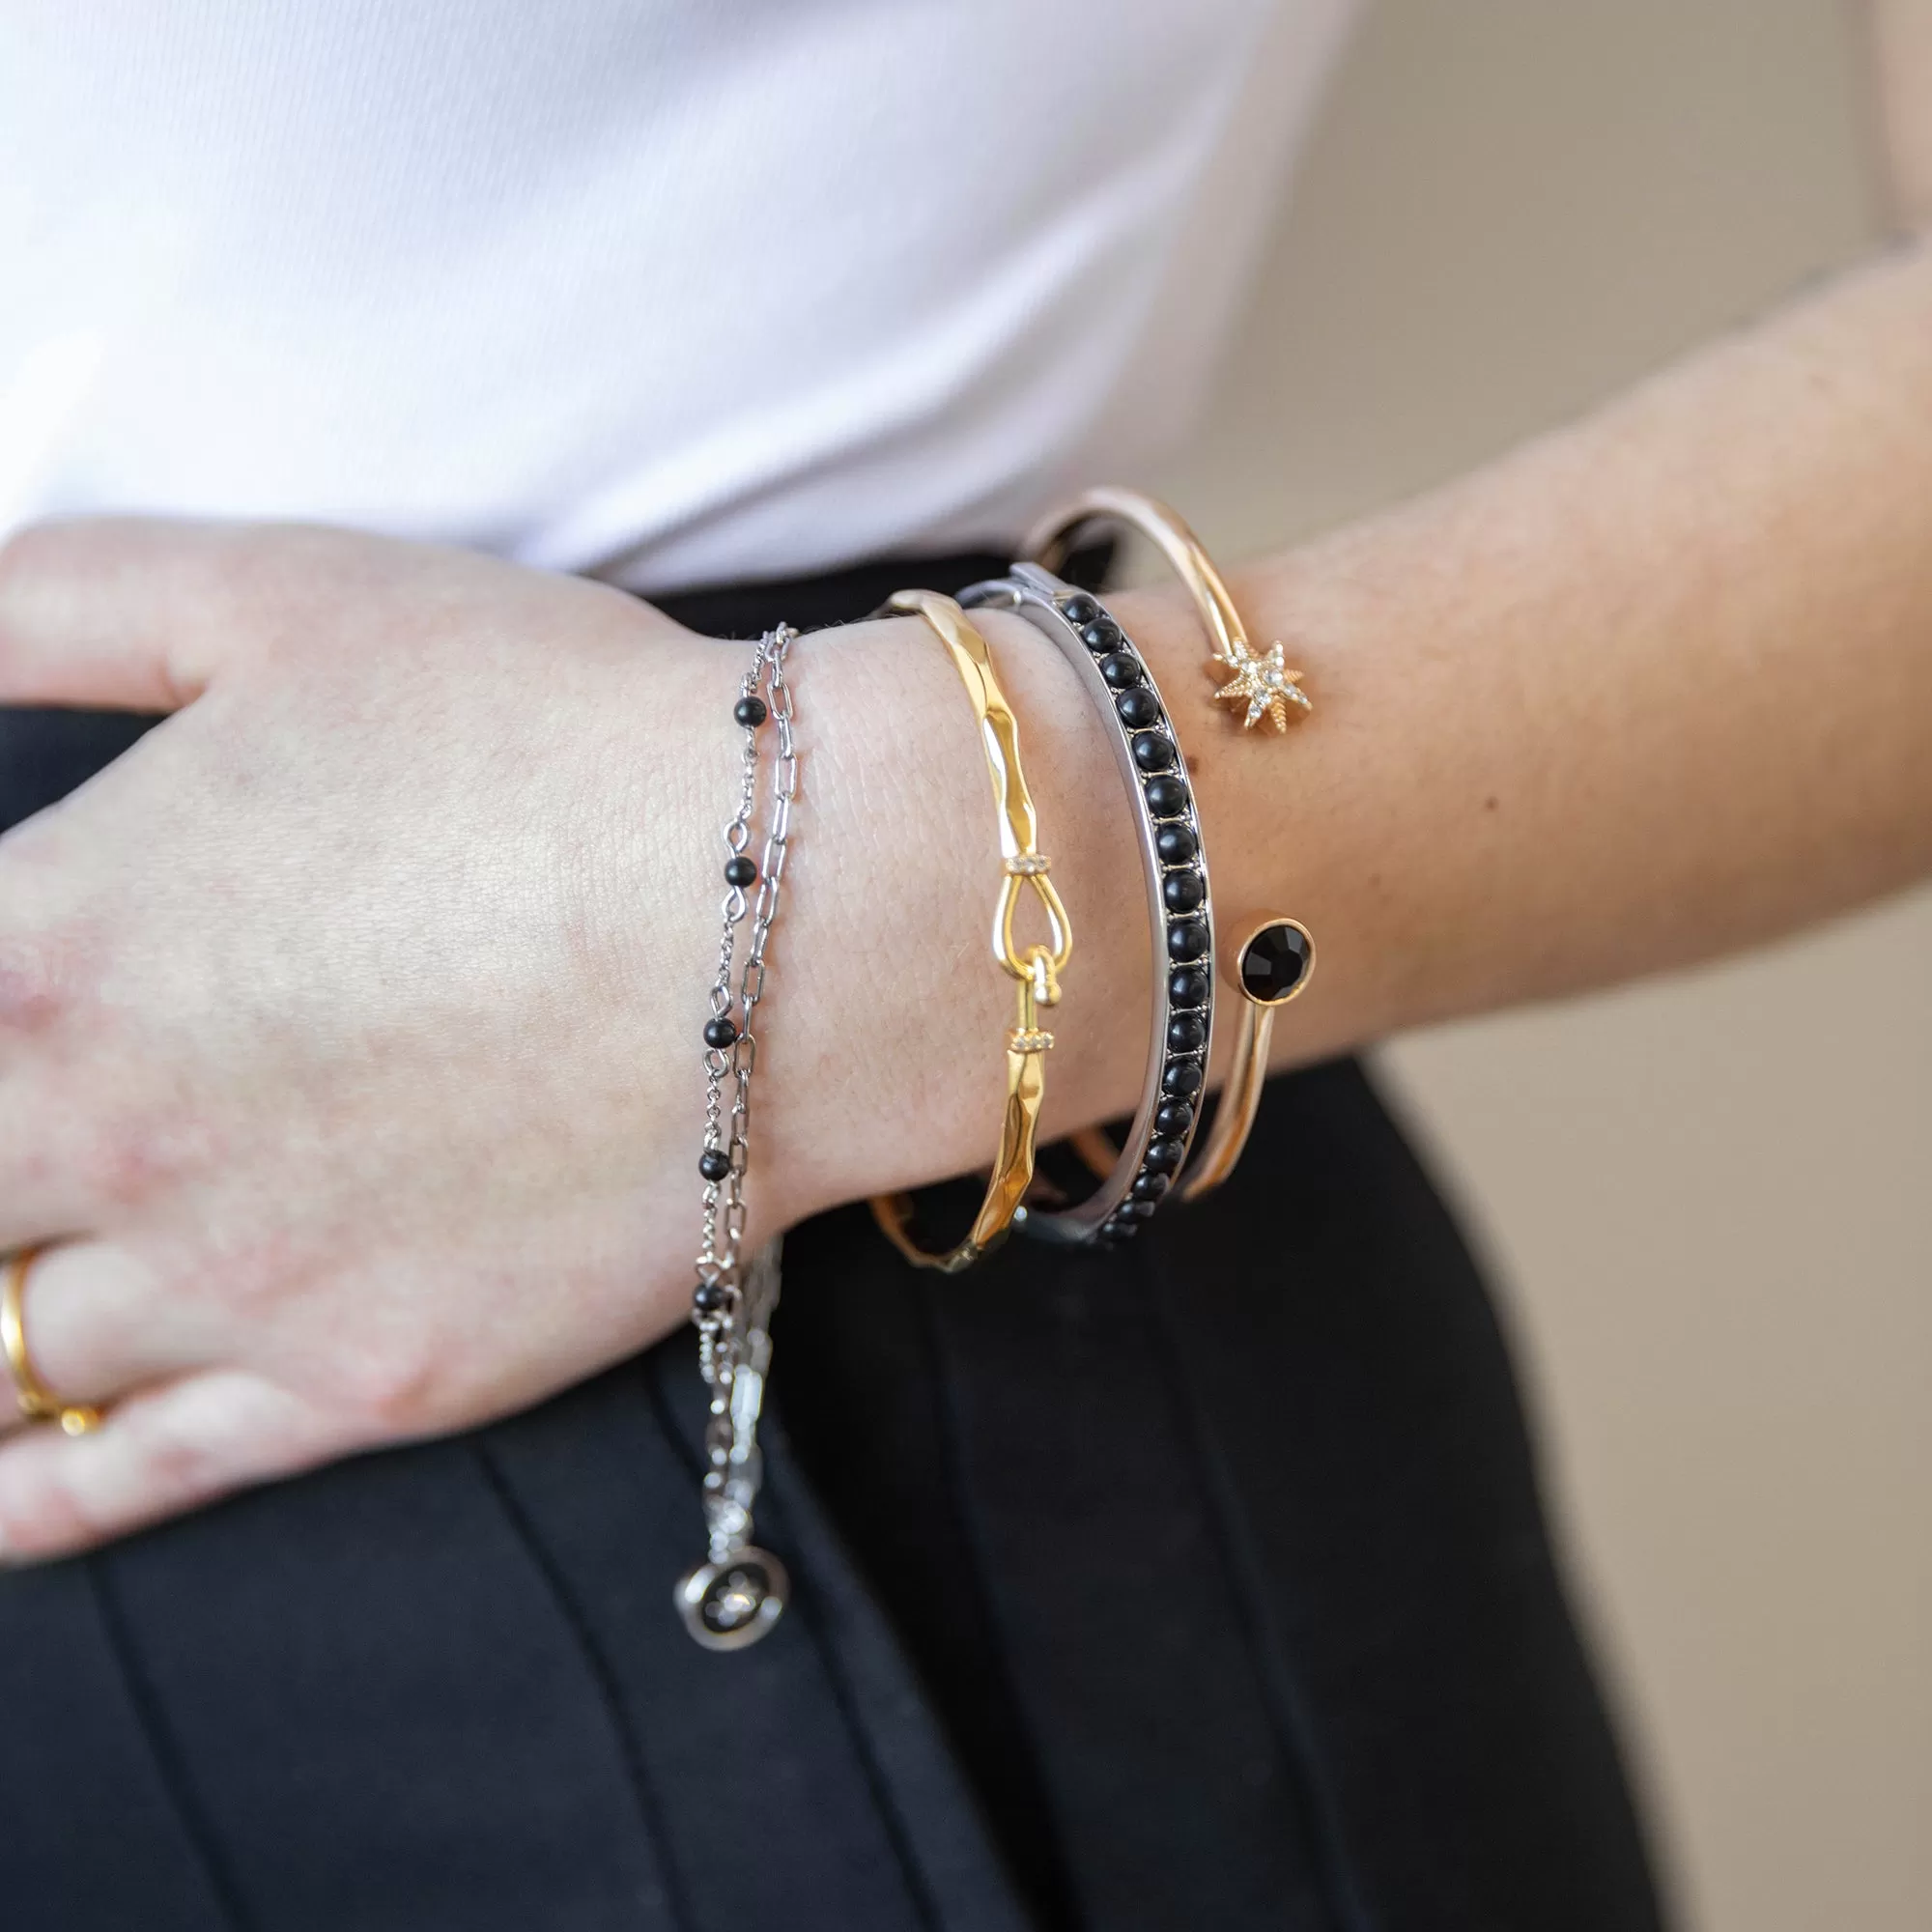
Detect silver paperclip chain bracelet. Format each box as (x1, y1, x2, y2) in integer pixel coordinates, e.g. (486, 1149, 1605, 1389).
(676, 623, 798, 1652)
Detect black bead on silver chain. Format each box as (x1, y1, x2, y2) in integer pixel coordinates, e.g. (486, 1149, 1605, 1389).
(676, 623, 798, 1652)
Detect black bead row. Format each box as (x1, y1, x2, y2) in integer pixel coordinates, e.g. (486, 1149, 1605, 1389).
(695, 672, 774, 1287)
(699, 684, 760, 1189)
(1057, 591, 1211, 1243)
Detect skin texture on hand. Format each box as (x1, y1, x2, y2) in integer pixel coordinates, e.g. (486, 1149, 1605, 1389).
(0, 523, 757, 1553)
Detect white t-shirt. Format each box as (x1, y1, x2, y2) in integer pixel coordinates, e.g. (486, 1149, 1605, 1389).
(0, 1, 1356, 592)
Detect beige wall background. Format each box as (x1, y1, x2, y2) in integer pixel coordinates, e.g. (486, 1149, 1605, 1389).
(1157, 4, 1931, 1927)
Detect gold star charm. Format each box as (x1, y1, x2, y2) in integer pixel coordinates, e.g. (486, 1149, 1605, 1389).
(1211, 639, 1312, 732)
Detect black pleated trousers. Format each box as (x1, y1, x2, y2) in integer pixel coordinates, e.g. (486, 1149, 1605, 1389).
(0, 555, 1667, 1930)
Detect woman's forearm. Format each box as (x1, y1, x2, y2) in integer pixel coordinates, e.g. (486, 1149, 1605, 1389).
(1216, 233, 1932, 1055)
(779, 237, 1932, 1216)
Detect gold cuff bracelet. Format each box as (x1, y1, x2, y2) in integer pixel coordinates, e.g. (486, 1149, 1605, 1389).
(1178, 917, 1316, 1202)
(1025, 489, 1317, 1199)
(1023, 485, 1313, 734)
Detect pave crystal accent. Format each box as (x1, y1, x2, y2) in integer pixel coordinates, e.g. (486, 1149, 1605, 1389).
(1003, 853, 1052, 875)
(1008, 1027, 1055, 1054)
(1212, 639, 1312, 732)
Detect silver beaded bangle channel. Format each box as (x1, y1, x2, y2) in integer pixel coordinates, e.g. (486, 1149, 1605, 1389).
(960, 565, 1216, 1245)
(676, 622, 799, 1652)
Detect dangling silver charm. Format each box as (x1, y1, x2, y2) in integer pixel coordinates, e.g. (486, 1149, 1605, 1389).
(677, 1236, 787, 1651)
(676, 1547, 790, 1652)
(677, 631, 798, 1653)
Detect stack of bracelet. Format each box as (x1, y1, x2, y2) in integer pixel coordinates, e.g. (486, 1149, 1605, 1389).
(676, 622, 798, 1653)
(867, 490, 1316, 1258)
(1017, 489, 1316, 1208)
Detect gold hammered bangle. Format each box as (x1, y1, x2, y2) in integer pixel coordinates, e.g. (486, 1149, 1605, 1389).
(868, 590, 1072, 1271)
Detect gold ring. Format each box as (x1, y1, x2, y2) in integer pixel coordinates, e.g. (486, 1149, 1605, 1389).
(2, 1245, 103, 1435)
(1023, 486, 1313, 734)
(868, 590, 1070, 1271)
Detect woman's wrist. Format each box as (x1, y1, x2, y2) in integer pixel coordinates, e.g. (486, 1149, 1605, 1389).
(757, 582, 1292, 1232)
(756, 603, 1145, 1229)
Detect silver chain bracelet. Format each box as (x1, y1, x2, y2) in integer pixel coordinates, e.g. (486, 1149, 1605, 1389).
(675, 623, 798, 1652)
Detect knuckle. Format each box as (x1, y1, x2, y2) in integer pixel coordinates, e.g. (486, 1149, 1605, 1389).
(74, 1102, 215, 1212)
(0, 927, 81, 1039)
(0, 518, 81, 608)
(133, 1421, 226, 1501)
(0, 1473, 99, 1556)
(195, 1238, 290, 1313)
(327, 1329, 451, 1435)
(77, 1121, 169, 1211)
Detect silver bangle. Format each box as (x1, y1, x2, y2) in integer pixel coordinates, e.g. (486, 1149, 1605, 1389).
(960, 564, 1216, 1245)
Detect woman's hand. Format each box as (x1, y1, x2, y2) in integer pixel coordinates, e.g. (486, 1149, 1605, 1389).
(0, 520, 794, 1558)
(0, 517, 1160, 1564)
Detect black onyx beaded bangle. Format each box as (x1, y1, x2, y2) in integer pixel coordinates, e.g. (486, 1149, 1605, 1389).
(960, 564, 1215, 1245)
(678, 623, 799, 1653)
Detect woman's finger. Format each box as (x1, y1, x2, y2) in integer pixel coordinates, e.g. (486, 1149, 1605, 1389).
(0, 864, 213, 1252)
(0, 516, 259, 711)
(0, 1239, 213, 1436)
(0, 1369, 348, 1562)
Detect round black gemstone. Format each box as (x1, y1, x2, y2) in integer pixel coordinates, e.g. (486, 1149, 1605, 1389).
(1166, 1011, 1206, 1053)
(733, 695, 768, 728)
(1144, 776, 1187, 817)
(1116, 687, 1160, 729)
(1162, 870, 1205, 913)
(724, 854, 757, 889)
(698, 1148, 732, 1182)
(1080, 618, 1122, 654)
(1239, 921, 1313, 1005)
(1155, 823, 1198, 865)
(1166, 918, 1208, 961)
(1154, 1098, 1195, 1137)
(702, 1015, 739, 1050)
(1121, 1200, 1158, 1221)
(1143, 1136, 1185, 1173)
(1131, 1171, 1171, 1202)
(1162, 1059, 1205, 1097)
(1059, 592, 1099, 627)
(693, 1281, 728, 1313)
(1131, 731, 1174, 773)
(1168, 966, 1209, 1008)
(1098, 651, 1142, 689)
